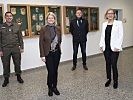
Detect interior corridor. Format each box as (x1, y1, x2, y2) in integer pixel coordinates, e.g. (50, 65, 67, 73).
(0, 47, 133, 100)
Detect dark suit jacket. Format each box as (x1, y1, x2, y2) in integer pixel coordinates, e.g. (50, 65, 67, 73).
(39, 25, 62, 57)
(70, 18, 88, 42)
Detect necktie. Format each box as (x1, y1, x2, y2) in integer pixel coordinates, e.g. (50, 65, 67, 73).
(78, 20, 82, 27)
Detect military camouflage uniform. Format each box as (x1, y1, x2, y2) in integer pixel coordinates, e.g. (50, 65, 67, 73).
(0, 22, 24, 78)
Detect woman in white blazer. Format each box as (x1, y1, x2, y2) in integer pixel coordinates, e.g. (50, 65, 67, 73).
(99, 8, 123, 89)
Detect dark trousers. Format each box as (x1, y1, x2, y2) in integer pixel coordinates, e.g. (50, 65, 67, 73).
(1, 47, 21, 78)
(73, 41, 86, 65)
(45, 49, 61, 89)
(104, 49, 119, 81)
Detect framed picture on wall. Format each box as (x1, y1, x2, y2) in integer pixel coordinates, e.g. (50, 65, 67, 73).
(63, 6, 99, 34)
(88, 7, 99, 32)
(46, 5, 62, 33)
(63, 6, 76, 34)
(0, 4, 4, 25)
(29, 5, 45, 37)
(7, 4, 30, 37)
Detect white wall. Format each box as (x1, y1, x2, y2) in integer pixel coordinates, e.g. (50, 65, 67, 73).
(0, 0, 133, 75)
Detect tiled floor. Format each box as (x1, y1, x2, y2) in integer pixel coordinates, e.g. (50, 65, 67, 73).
(0, 47, 133, 100)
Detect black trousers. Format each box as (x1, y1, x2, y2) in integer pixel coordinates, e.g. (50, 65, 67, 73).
(1, 47, 22, 78)
(45, 49, 61, 89)
(104, 49, 119, 81)
(73, 41, 87, 65)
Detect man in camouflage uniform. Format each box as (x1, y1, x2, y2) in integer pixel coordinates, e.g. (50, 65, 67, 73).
(0, 12, 24, 87)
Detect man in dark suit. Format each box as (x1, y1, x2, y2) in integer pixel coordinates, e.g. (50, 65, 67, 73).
(70, 9, 88, 71)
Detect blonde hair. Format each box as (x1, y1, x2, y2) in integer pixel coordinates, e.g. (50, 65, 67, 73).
(104, 8, 117, 20)
(46, 12, 57, 25)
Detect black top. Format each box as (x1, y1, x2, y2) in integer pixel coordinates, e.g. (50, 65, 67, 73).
(105, 25, 112, 50)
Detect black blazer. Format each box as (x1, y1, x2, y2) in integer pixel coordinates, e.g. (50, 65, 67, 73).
(70, 18, 88, 42)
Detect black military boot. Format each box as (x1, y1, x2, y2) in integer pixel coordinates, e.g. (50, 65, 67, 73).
(2, 77, 9, 87)
(48, 88, 53, 96)
(113, 80, 118, 89)
(17, 75, 24, 83)
(53, 87, 60, 95)
(105, 79, 111, 87)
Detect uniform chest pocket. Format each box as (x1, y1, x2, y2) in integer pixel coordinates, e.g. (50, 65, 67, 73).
(1, 28, 7, 34)
(13, 28, 19, 34)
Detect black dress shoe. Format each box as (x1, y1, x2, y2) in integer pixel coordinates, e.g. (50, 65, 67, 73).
(71, 65, 76, 71)
(48, 88, 53, 96)
(2, 78, 9, 87)
(113, 81, 118, 89)
(83, 65, 88, 70)
(17, 75, 24, 83)
(105, 79, 111, 87)
(53, 88, 60, 95)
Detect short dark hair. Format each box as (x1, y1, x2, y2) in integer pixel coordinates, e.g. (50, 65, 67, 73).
(5, 12, 13, 16)
(76, 8, 82, 12)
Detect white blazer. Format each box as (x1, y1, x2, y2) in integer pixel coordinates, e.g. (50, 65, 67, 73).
(99, 20, 123, 51)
